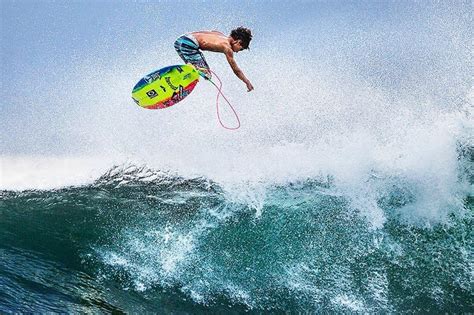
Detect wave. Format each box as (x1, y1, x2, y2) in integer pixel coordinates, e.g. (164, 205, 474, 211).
(1, 157, 472, 312)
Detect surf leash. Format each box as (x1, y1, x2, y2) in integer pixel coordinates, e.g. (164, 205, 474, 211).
(207, 70, 241, 130)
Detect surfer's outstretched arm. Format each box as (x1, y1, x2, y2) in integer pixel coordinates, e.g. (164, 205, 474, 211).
(225, 49, 254, 92)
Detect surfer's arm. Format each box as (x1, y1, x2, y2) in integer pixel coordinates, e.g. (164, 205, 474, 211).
(225, 49, 254, 92)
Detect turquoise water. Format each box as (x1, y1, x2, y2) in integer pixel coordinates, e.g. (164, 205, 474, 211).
(1, 157, 472, 312)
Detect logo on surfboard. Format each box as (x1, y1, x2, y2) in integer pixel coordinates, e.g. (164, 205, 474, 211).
(144, 72, 161, 83)
(146, 89, 158, 98)
(165, 77, 178, 90)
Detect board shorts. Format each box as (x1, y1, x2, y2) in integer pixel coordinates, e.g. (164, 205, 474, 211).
(174, 33, 211, 80)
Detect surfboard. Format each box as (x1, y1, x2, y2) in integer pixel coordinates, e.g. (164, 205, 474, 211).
(131, 64, 200, 109)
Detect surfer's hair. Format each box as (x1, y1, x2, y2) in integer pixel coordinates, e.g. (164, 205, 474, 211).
(230, 27, 252, 49)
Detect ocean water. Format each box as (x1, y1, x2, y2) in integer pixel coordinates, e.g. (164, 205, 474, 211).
(0, 157, 473, 313)
(1, 1, 473, 313)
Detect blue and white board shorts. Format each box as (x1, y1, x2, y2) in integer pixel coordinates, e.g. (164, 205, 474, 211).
(174, 33, 211, 79)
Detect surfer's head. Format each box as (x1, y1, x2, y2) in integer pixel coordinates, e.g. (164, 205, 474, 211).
(230, 27, 252, 52)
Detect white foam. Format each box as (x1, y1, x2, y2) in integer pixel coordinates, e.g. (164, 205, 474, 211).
(0, 155, 115, 190)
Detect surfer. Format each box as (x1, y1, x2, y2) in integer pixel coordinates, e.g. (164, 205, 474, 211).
(174, 27, 254, 92)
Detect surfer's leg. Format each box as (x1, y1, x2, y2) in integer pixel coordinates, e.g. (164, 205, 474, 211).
(174, 34, 212, 80)
(192, 51, 212, 80)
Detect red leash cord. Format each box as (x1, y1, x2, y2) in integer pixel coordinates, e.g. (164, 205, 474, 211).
(207, 70, 241, 130)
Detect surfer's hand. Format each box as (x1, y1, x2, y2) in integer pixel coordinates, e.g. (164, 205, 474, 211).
(246, 81, 254, 92)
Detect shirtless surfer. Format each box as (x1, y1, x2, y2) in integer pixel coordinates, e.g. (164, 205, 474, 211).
(174, 27, 254, 92)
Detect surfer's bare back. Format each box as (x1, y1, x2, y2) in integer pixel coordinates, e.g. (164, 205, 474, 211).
(174, 27, 254, 92)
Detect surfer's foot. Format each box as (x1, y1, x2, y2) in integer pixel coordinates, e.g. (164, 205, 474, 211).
(196, 67, 212, 80)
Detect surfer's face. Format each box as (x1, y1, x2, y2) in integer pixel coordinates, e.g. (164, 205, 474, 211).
(232, 40, 244, 53)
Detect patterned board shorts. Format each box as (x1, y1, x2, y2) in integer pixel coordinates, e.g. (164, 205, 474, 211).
(174, 33, 211, 79)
